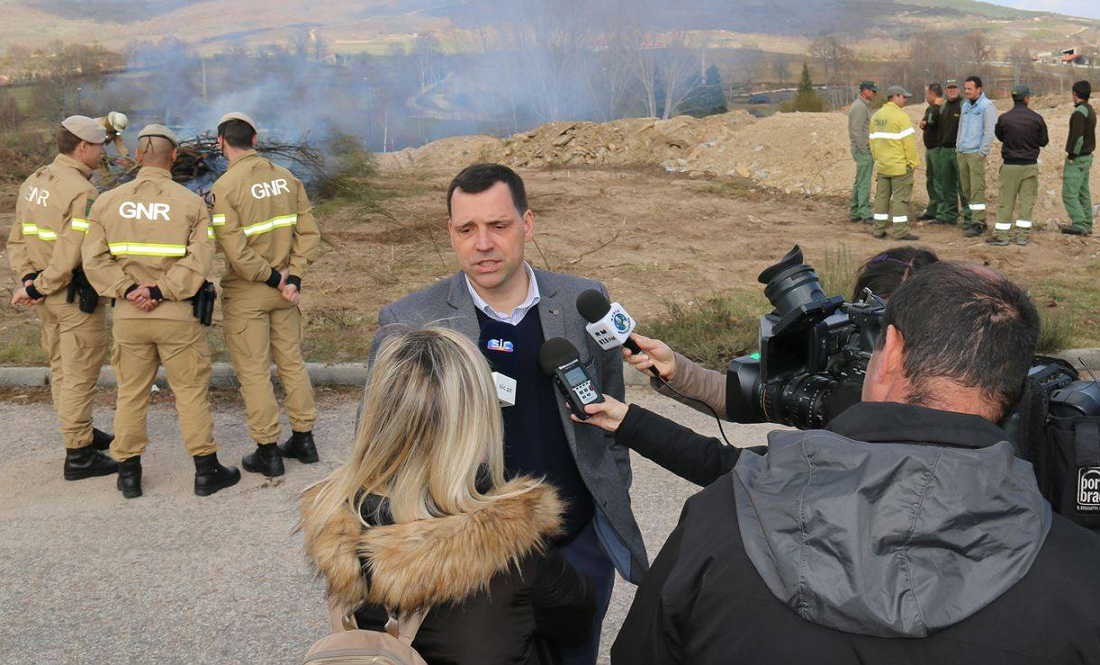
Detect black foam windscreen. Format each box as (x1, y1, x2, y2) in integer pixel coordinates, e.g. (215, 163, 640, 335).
(538, 337, 580, 376)
(576, 289, 612, 323)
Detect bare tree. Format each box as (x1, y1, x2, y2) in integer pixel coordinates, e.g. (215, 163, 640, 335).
(309, 30, 328, 62)
(1007, 42, 1035, 86)
(809, 36, 854, 84)
(413, 33, 441, 94)
(290, 28, 311, 60)
(589, 27, 638, 120)
(771, 55, 791, 85)
(963, 31, 993, 69)
(493, 0, 595, 122)
(659, 35, 702, 119)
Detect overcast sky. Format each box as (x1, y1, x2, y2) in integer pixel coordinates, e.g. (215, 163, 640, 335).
(987, 0, 1100, 19)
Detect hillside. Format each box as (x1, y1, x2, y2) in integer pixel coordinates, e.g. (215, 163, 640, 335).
(0, 0, 1094, 55)
(378, 98, 1099, 230)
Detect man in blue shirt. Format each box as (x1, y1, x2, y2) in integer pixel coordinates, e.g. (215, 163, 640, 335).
(956, 76, 998, 238)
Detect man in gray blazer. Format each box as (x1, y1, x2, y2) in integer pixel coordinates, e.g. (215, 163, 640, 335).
(368, 163, 647, 664)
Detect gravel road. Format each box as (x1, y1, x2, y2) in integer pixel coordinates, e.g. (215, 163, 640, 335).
(0, 387, 777, 665)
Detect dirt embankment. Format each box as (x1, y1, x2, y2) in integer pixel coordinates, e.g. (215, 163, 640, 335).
(379, 99, 1099, 227)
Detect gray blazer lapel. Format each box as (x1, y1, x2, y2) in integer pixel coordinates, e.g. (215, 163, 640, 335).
(443, 272, 481, 342)
(536, 272, 582, 454)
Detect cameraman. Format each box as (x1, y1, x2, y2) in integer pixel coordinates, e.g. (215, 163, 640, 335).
(589, 263, 1100, 663)
(632, 246, 939, 423)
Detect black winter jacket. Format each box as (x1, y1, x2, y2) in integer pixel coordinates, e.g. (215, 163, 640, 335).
(612, 402, 1100, 664)
(996, 102, 1049, 165)
(301, 479, 594, 665)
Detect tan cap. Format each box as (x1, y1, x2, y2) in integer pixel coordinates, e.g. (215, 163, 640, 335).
(137, 123, 179, 147)
(61, 115, 107, 144)
(217, 111, 258, 134)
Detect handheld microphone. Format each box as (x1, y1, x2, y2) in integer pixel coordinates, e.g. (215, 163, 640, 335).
(576, 289, 658, 376)
(478, 318, 519, 407)
(538, 337, 604, 419)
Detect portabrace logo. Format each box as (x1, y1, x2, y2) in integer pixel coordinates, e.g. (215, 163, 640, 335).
(1077, 467, 1100, 513)
(612, 311, 631, 334)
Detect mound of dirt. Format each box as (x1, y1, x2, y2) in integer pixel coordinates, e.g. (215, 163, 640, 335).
(379, 99, 1099, 227)
(378, 111, 757, 171)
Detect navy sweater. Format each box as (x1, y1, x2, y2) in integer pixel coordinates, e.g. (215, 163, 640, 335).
(477, 308, 594, 539)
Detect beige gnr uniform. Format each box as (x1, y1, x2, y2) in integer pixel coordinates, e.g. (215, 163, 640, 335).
(82, 167, 218, 462)
(95, 116, 129, 158)
(212, 151, 320, 444)
(7, 154, 108, 449)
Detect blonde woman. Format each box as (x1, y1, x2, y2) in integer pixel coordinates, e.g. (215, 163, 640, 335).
(300, 327, 594, 665)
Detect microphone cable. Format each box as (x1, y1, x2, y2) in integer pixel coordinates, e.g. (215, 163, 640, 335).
(649, 373, 732, 447)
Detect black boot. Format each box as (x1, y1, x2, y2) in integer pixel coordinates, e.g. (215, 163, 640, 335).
(194, 452, 241, 497)
(91, 428, 114, 451)
(63, 446, 118, 481)
(278, 431, 319, 464)
(116, 456, 142, 499)
(242, 443, 285, 477)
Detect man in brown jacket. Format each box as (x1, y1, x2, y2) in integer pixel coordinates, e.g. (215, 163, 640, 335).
(82, 124, 241, 499)
(210, 112, 322, 477)
(8, 115, 116, 481)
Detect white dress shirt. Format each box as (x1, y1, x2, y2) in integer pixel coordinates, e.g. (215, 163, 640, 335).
(465, 262, 541, 326)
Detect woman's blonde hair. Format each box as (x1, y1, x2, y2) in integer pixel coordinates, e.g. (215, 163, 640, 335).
(304, 327, 527, 529)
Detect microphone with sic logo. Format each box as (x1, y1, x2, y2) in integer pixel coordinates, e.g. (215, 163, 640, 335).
(576, 289, 659, 377)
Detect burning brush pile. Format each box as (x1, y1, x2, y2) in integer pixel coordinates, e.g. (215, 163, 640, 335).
(97, 132, 329, 201)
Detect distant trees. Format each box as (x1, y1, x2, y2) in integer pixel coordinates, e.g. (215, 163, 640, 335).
(0, 92, 23, 131)
(413, 34, 443, 94)
(679, 64, 728, 117)
(964, 31, 994, 69)
(809, 36, 854, 84)
(782, 63, 825, 112)
(1007, 42, 1036, 87)
(890, 30, 998, 92)
(771, 56, 791, 85)
(5, 42, 124, 120)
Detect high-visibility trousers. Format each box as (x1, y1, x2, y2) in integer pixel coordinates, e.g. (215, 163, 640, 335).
(957, 152, 988, 229)
(993, 164, 1039, 242)
(872, 169, 914, 239)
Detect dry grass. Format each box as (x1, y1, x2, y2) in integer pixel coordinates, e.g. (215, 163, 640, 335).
(646, 292, 769, 371)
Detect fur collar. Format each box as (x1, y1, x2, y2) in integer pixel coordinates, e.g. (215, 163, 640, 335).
(301, 478, 563, 614)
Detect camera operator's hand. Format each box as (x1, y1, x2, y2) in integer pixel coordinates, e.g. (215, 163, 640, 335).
(570, 395, 629, 433)
(623, 333, 677, 380)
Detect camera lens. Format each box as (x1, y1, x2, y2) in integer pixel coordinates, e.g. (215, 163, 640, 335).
(758, 245, 828, 318)
(760, 373, 835, 429)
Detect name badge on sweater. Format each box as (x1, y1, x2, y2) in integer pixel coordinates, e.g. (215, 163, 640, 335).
(493, 372, 517, 407)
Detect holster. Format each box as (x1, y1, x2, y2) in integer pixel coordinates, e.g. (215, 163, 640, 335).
(66, 269, 99, 314)
(191, 281, 216, 326)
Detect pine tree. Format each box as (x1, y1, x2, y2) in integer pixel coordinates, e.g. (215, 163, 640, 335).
(798, 62, 814, 94)
(784, 63, 825, 112)
(680, 64, 729, 118)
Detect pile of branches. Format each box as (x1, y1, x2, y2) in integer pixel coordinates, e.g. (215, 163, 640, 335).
(96, 133, 329, 195)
